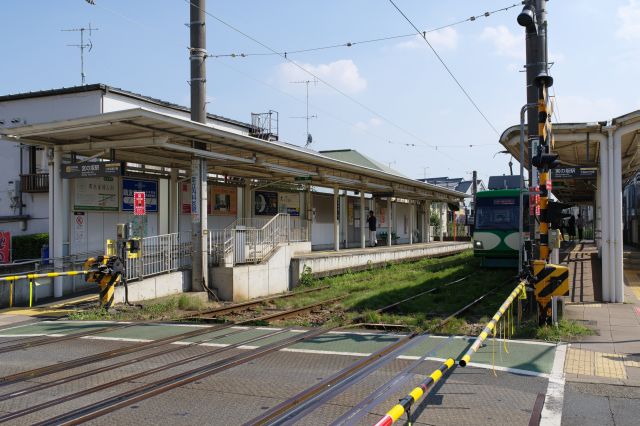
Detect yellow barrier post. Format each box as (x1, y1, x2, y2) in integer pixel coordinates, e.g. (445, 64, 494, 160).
(28, 278, 33, 308)
(373, 358, 455, 426)
(9, 280, 13, 308)
(459, 281, 526, 367)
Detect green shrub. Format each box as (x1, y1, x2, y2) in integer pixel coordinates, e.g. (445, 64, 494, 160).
(298, 265, 314, 287)
(11, 233, 49, 260)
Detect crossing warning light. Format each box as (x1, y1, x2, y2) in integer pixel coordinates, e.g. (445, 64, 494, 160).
(532, 152, 560, 169)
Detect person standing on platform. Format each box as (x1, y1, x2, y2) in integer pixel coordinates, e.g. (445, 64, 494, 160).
(367, 210, 377, 247)
(577, 213, 585, 241)
(568, 214, 576, 241)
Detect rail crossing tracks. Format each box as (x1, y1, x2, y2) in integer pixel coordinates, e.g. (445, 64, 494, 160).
(0, 275, 521, 425)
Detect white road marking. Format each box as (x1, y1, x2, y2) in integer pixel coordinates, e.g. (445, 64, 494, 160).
(396, 355, 551, 378)
(0, 333, 66, 338)
(280, 348, 370, 357)
(540, 343, 567, 426)
(81, 336, 151, 343)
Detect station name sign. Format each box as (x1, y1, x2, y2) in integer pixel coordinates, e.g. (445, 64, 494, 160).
(61, 161, 124, 178)
(551, 166, 597, 180)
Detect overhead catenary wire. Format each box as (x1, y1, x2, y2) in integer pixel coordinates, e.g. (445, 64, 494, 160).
(387, 0, 501, 136)
(209, 3, 520, 58)
(96, 0, 495, 178)
(186, 0, 499, 179)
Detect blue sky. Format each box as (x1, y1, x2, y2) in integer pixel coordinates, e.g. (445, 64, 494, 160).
(2, 0, 639, 181)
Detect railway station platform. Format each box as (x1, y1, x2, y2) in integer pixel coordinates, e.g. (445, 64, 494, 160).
(561, 242, 640, 388)
(291, 241, 471, 286)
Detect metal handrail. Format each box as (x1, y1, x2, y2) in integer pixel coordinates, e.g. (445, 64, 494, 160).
(209, 213, 308, 266)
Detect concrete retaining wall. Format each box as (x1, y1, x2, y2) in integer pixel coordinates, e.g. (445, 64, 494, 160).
(290, 242, 472, 287)
(113, 270, 190, 304)
(210, 242, 311, 301)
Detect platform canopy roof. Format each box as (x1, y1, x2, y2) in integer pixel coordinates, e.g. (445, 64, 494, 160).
(499, 110, 640, 203)
(0, 108, 465, 202)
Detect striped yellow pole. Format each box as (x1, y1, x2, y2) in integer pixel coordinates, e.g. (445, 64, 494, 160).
(459, 281, 525, 367)
(9, 280, 13, 308)
(538, 85, 550, 261)
(29, 278, 33, 308)
(374, 358, 455, 426)
(0, 270, 90, 282)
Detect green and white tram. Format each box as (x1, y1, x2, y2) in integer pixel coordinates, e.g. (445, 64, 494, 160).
(473, 189, 527, 268)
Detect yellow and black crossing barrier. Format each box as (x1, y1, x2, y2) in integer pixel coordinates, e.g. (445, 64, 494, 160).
(531, 259, 569, 324)
(374, 358, 455, 426)
(459, 281, 526, 367)
(83, 256, 123, 309)
(1, 255, 125, 309)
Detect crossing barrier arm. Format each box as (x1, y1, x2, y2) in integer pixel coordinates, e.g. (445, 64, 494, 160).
(459, 281, 526, 367)
(373, 358, 455, 426)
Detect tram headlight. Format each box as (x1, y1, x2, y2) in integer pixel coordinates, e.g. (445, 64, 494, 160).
(474, 240, 483, 249)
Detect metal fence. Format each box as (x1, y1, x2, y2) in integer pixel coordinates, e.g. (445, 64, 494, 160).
(208, 214, 309, 267)
(126, 232, 191, 281)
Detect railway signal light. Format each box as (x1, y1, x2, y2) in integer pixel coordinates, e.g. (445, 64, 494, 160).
(531, 152, 560, 169)
(542, 200, 572, 229)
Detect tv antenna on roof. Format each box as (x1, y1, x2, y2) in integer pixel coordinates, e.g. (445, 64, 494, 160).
(290, 78, 318, 148)
(62, 23, 99, 85)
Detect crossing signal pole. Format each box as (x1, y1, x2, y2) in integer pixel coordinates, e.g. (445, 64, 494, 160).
(518, 0, 569, 324)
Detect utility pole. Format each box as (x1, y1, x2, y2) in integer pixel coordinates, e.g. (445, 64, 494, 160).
(290, 79, 317, 147)
(62, 24, 98, 85)
(189, 0, 208, 293)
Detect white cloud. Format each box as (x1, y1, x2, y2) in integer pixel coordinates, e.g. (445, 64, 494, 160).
(354, 117, 382, 131)
(555, 95, 619, 122)
(277, 59, 367, 94)
(617, 0, 640, 40)
(480, 25, 524, 60)
(396, 27, 459, 51)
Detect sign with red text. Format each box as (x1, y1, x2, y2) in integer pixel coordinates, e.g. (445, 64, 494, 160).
(133, 191, 146, 216)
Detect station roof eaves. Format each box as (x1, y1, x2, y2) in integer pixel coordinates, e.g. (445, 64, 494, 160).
(0, 107, 466, 201)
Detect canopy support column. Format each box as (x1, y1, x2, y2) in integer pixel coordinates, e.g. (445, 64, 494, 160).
(387, 197, 392, 247)
(360, 191, 366, 248)
(334, 186, 340, 251)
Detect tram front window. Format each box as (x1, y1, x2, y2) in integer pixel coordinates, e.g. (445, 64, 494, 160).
(476, 198, 519, 230)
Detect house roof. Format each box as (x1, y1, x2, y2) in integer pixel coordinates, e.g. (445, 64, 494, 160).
(319, 149, 408, 178)
(0, 84, 252, 129)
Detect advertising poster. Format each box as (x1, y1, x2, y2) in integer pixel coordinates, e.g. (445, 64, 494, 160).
(0, 231, 10, 264)
(377, 206, 387, 227)
(210, 186, 237, 216)
(181, 182, 191, 213)
(74, 177, 119, 211)
(278, 192, 300, 216)
(255, 191, 278, 215)
(122, 178, 157, 212)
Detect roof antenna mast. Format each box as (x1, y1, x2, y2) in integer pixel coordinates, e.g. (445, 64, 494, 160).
(62, 23, 99, 85)
(290, 78, 318, 148)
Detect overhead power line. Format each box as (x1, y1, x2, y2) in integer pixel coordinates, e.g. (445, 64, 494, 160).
(387, 0, 501, 136)
(209, 3, 520, 59)
(185, 0, 442, 151)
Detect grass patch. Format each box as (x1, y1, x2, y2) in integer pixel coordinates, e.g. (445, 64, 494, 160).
(68, 294, 210, 321)
(177, 294, 205, 311)
(516, 319, 595, 342)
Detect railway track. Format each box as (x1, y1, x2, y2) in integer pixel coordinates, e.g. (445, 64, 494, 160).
(0, 272, 513, 425)
(0, 295, 344, 387)
(244, 277, 516, 425)
(0, 285, 328, 354)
